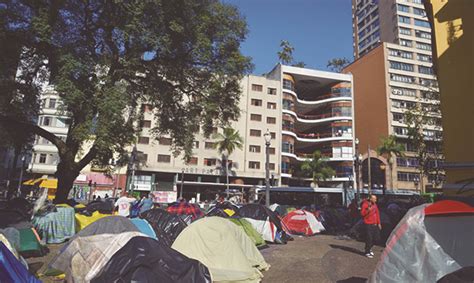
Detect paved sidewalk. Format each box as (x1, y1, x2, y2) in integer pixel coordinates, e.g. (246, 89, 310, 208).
(261, 235, 382, 283)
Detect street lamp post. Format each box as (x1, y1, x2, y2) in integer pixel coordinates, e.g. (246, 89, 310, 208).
(180, 169, 185, 200)
(264, 130, 272, 207)
(17, 156, 26, 197)
(354, 138, 362, 203)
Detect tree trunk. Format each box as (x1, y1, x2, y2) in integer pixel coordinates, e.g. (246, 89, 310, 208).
(54, 160, 80, 204)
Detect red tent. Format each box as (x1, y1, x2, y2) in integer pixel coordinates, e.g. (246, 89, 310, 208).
(282, 210, 325, 236)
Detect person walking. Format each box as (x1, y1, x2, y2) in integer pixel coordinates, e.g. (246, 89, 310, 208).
(139, 193, 154, 214)
(115, 192, 136, 217)
(361, 194, 381, 258)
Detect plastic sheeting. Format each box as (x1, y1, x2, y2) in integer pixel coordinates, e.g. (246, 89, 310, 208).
(370, 204, 472, 282)
(92, 236, 211, 283)
(74, 211, 111, 232)
(140, 209, 187, 247)
(0, 242, 41, 283)
(172, 217, 269, 282)
(51, 232, 146, 282)
(130, 218, 157, 240)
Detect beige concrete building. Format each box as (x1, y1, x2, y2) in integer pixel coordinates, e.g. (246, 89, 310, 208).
(347, 0, 443, 193)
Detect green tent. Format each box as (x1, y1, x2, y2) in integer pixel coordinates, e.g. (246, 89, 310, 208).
(18, 228, 44, 257)
(228, 218, 266, 248)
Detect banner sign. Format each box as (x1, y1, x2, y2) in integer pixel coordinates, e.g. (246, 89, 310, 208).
(151, 191, 177, 203)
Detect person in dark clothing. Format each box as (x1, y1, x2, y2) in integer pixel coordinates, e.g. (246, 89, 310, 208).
(360, 194, 381, 258)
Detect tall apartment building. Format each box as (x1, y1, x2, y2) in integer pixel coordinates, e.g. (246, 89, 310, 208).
(133, 65, 355, 201)
(346, 0, 443, 192)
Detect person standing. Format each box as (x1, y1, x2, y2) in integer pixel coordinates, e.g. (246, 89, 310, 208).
(139, 193, 154, 214)
(115, 192, 136, 217)
(361, 194, 381, 258)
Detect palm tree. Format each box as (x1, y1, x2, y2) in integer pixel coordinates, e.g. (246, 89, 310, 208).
(300, 150, 335, 187)
(377, 135, 404, 191)
(213, 127, 244, 195)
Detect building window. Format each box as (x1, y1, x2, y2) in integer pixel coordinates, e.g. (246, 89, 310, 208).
(416, 42, 432, 51)
(267, 88, 277, 95)
(138, 136, 150, 144)
(270, 132, 276, 139)
(398, 15, 411, 24)
(158, 137, 172, 145)
(394, 126, 409, 136)
(390, 61, 414, 72)
(251, 99, 262, 107)
(414, 19, 430, 28)
(267, 102, 277, 109)
(193, 141, 199, 149)
(415, 30, 431, 39)
(141, 120, 152, 128)
(418, 66, 434, 75)
(251, 84, 263, 92)
(250, 114, 262, 121)
(399, 27, 412, 36)
(250, 129, 261, 137)
(269, 163, 276, 171)
(393, 113, 405, 123)
(48, 99, 57, 109)
(266, 117, 276, 124)
(157, 154, 171, 163)
(399, 39, 413, 47)
(268, 147, 276, 155)
(249, 145, 261, 153)
(391, 87, 416, 97)
(205, 142, 216, 149)
(204, 158, 217, 166)
(388, 49, 413, 59)
(39, 153, 47, 164)
(41, 116, 52, 126)
(390, 74, 414, 83)
(397, 172, 420, 182)
(186, 157, 198, 165)
(413, 7, 426, 16)
(283, 79, 294, 91)
(392, 99, 416, 109)
(397, 4, 410, 13)
(249, 161, 260, 170)
(417, 54, 432, 62)
(282, 142, 294, 154)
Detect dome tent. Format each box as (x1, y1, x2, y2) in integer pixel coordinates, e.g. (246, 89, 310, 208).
(172, 217, 269, 282)
(282, 210, 325, 236)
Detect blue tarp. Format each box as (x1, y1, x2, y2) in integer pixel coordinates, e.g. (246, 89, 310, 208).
(0, 242, 41, 283)
(130, 218, 157, 240)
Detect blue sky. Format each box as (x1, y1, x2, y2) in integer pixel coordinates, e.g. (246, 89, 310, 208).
(224, 0, 354, 75)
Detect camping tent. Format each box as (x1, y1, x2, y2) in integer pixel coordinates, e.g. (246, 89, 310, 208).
(269, 203, 286, 217)
(227, 218, 266, 248)
(32, 204, 75, 244)
(172, 217, 269, 282)
(206, 201, 240, 218)
(139, 209, 187, 247)
(282, 210, 325, 236)
(130, 218, 157, 240)
(370, 200, 474, 283)
(0, 242, 40, 283)
(74, 211, 112, 232)
(51, 232, 146, 282)
(238, 204, 290, 244)
(18, 228, 44, 257)
(92, 236, 212, 283)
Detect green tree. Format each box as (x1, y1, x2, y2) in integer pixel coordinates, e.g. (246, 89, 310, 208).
(404, 99, 443, 193)
(377, 135, 404, 192)
(0, 0, 252, 203)
(327, 58, 351, 72)
(277, 40, 294, 65)
(213, 127, 244, 194)
(300, 150, 335, 186)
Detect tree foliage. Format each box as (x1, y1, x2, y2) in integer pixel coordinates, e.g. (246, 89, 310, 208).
(327, 57, 351, 72)
(300, 150, 335, 185)
(213, 127, 244, 156)
(377, 135, 404, 189)
(277, 40, 306, 67)
(0, 0, 252, 202)
(404, 94, 443, 192)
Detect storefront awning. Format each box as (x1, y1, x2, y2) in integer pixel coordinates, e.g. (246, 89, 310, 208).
(23, 178, 57, 189)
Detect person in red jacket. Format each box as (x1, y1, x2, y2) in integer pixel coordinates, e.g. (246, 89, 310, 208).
(361, 194, 381, 258)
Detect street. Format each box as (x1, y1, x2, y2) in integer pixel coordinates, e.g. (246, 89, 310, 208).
(261, 235, 382, 283)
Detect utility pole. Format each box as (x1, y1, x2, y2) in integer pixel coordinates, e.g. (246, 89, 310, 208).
(368, 144, 372, 195)
(264, 130, 271, 207)
(180, 169, 184, 200)
(17, 156, 26, 197)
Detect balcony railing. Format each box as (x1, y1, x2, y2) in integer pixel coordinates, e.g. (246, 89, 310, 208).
(284, 89, 352, 103)
(282, 127, 352, 140)
(284, 111, 352, 121)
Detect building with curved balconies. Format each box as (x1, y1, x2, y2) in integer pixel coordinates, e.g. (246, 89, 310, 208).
(268, 64, 355, 190)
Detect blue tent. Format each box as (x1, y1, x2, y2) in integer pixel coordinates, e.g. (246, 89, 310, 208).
(0, 242, 41, 283)
(130, 218, 157, 240)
